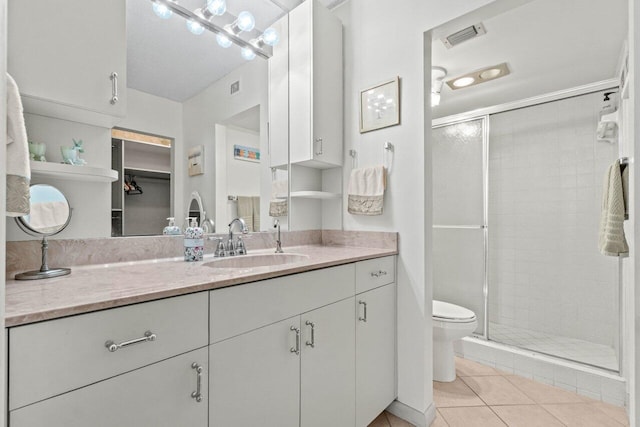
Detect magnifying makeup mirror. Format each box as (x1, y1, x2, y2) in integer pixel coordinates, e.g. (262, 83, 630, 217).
(14, 184, 73, 280)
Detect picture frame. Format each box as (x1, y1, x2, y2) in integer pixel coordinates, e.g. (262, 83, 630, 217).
(188, 145, 204, 176)
(359, 76, 400, 133)
(233, 144, 260, 163)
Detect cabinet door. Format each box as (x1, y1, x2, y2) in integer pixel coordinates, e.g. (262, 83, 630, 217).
(301, 297, 355, 427)
(8, 0, 126, 122)
(210, 317, 300, 427)
(356, 283, 396, 427)
(268, 14, 289, 168)
(10, 348, 208, 427)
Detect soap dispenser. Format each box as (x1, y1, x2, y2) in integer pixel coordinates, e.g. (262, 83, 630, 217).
(163, 217, 181, 235)
(184, 217, 204, 262)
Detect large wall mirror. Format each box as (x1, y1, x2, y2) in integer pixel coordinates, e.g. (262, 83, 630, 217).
(5, 0, 307, 241)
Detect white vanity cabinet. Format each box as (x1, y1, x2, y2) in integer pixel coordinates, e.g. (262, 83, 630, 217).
(355, 256, 397, 427)
(8, 292, 208, 426)
(8, 0, 127, 126)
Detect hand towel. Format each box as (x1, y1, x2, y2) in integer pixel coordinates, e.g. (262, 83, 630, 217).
(269, 180, 288, 217)
(348, 165, 386, 215)
(236, 196, 254, 232)
(6, 73, 30, 217)
(598, 160, 628, 256)
(252, 196, 260, 231)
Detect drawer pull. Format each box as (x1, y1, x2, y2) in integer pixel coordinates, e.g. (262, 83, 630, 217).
(191, 362, 203, 402)
(305, 321, 315, 348)
(290, 326, 301, 355)
(105, 330, 156, 353)
(370, 270, 388, 278)
(358, 301, 367, 322)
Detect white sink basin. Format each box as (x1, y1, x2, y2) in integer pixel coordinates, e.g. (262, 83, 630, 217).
(203, 253, 309, 269)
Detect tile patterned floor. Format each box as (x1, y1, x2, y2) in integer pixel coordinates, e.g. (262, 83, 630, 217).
(489, 322, 618, 371)
(368, 357, 629, 427)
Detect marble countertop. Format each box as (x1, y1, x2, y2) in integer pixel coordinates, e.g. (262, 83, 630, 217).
(5, 244, 397, 327)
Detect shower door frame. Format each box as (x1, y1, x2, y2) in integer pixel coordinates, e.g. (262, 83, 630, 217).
(432, 78, 624, 373)
(432, 116, 490, 340)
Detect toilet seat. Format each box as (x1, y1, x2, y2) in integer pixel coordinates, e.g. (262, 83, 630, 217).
(433, 300, 476, 323)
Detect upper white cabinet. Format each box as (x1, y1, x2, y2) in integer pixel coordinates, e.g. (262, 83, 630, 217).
(8, 0, 127, 126)
(268, 14, 290, 169)
(270, 0, 343, 169)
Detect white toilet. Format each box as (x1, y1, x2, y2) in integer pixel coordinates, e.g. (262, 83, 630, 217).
(432, 300, 478, 382)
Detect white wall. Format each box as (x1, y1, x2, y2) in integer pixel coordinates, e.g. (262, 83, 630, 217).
(333, 0, 496, 422)
(183, 60, 269, 234)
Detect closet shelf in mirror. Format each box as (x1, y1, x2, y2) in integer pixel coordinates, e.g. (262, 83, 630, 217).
(289, 191, 341, 200)
(123, 167, 171, 180)
(30, 161, 118, 183)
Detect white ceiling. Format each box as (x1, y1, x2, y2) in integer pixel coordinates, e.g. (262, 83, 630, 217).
(127, 0, 347, 102)
(432, 0, 628, 119)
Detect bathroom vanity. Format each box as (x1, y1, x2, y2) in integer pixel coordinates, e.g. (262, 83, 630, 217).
(5, 241, 397, 427)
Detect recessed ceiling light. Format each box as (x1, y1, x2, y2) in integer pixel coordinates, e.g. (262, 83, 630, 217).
(452, 76, 475, 87)
(446, 63, 510, 90)
(479, 68, 502, 80)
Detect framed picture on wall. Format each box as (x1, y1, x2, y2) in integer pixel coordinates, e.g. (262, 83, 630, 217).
(188, 145, 204, 176)
(233, 144, 260, 163)
(359, 76, 400, 133)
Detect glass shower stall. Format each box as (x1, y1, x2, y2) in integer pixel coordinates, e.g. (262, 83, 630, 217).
(432, 90, 621, 372)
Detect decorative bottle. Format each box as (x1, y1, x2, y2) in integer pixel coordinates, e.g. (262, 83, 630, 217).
(163, 217, 181, 235)
(184, 217, 204, 262)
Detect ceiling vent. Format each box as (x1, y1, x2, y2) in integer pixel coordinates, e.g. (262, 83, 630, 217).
(441, 23, 486, 49)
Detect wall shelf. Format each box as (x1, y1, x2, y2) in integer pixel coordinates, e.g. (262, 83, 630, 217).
(124, 167, 171, 180)
(30, 161, 118, 182)
(290, 191, 341, 200)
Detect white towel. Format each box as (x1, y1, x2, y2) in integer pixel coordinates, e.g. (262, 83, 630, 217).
(598, 160, 628, 256)
(348, 165, 386, 215)
(251, 196, 260, 231)
(6, 73, 31, 216)
(269, 180, 288, 217)
(236, 196, 254, 232)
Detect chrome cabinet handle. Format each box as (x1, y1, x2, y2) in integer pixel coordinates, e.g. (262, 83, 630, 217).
(314, 137, 323, 156)
(110, 72, 119, 104)
(290, 326, 301, 355)
(370, 270, 388, 278)
(191, 362, 203, 402)
(358, 301, 367, 322)
(305, 321, 315, 348)
(105, 330, 156, 352)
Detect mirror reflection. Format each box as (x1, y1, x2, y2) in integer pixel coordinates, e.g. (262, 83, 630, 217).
(18, 184, 71, 236)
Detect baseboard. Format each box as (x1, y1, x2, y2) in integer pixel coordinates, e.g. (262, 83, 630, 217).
(386, 400, 435, 427)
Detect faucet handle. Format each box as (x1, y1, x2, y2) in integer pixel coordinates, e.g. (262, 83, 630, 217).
(236, 237, 247, 255)
(209, 237, 226, 257)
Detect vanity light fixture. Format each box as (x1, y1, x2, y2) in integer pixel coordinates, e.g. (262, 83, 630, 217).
(447, 62, 511, 90)
(149, 0, 278, 60)
(431, 66, 447, 107)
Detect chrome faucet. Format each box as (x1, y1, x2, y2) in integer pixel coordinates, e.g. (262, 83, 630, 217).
(226, 218, 249, 256)
(274, 220, 283, 253)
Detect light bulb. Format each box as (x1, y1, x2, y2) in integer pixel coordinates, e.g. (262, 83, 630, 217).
(262, 27, 279, 46)
(206, 0, 226, 16)
(216, 33, 232, 48)
(241, 47, 256, 60)
(237, 11, 255, 32)
(186, 20, 204, 35)
(431, 92, 441, 107)
(152, 2, 173, 19)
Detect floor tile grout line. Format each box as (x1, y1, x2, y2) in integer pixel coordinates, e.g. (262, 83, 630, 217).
(435, 409, 450, 427)
(485, 404, 511, 427)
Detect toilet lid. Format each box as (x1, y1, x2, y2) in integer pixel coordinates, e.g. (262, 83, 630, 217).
(433, 300, 476, 321)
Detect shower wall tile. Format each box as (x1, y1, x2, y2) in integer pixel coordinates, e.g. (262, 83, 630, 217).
(488, 91, 619, 352)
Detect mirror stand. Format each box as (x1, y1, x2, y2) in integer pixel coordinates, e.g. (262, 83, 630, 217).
(15, 236, 71, 280)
